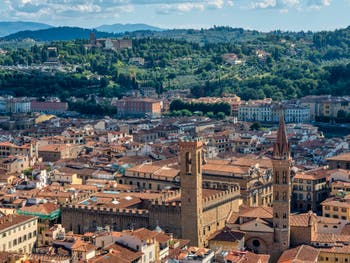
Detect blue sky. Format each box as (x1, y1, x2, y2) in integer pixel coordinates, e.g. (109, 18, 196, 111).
(0, 0, 349, 31)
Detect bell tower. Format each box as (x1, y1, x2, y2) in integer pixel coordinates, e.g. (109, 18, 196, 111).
(272, 111, 292, 260)
(179, 138, 204, 247)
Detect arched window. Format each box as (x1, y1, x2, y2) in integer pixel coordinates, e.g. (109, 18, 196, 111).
(275, 191, 279, 201)
(275, 171, 279, 184)
(185, 152, 191, 175)
(252, 239, 260, 247)
(283, 192, 287, 201)
(282, 171, 287, 184)
(198, 152, 201, 174)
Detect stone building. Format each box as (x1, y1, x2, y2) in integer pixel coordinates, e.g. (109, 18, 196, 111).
(270, 113, 292, 261)
(60, 138, 241, 247)
(327, 152, 350, 170)
(227, 113, 293, 262)
(292, 170, 329, 213)
(202, 157, 273, 207)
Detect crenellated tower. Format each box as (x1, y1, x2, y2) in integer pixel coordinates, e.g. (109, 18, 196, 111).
(179, 138, 204, 247)
(272, 111, 292, 260)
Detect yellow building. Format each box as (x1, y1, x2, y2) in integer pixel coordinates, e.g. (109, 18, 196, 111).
(320, 100, 350, 118)
(319, 246, 350, 263)
(51, 171, 82, 185)
(331, 181, 350, 196)
(321, 196, 350, 220)
(300, 95, 350, 120)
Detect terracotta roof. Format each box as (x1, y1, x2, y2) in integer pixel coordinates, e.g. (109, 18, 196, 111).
(321, 198, 350, 208)
(19, 203, 59, 215)
(0, 214, 36, 232)
(71, 239, 96, 252)
(126, 164, 162, 174)
(90, 243, 143, 263)
(224, 251, 269, 263)
(153, 166, 179, 178)
(312, 233, 350, 243)
(123, 228, 158, 241)
(239, 207, 273, 219)
(39, 144, 69, 152)
(232, 156, 273, 169)
(340, 223, 350, 235)
(327, 152, 350, 161)
(209, 227, 245, 242)
(294, 172, 328, 180)
(227, 212, 239, 224)
(277, 245, 319, 263)
(205, 159, 231, 165)
(155, 232, 171, 243)
(290, 212, 316, 227)
(202, 163, 247, 174)
(240, 217, 271, 227)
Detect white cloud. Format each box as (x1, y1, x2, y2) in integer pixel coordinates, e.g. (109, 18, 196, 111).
(2, 0, 236, 20)
(252, 0, 276, 9)
(251, 0, 330, 11)
(307, 0, 331, 9)
(156, 0, 235, 14)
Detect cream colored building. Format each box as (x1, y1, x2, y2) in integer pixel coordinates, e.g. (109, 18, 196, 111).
(0, 141, 38, 159)
(123, 163, 179, 190)
(51, 170, 83, 185)
(0, 214, 38, 254)
(321, 196, 350, 221)
(319, 246, 350, 263)
(38, 144, 83, 162)
(300, 95, 350, 120)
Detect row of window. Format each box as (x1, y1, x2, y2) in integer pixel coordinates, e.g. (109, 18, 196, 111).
(324, 214, 347, 220)
(320, 256, 349, 262)
(1, 231, 36, 251)
(324, 206, 347, 212)
(1, 221, 36, 237)
(293, 185, 313, 191)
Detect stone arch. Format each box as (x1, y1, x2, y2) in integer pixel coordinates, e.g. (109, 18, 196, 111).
(245, 236, 269, 254)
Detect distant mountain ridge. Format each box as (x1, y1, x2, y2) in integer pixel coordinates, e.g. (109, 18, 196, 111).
(0, 21, 52, 37)
(95, 23, 164, 33)
(2, 27, 116, 41)
(1, 23, 164, 41)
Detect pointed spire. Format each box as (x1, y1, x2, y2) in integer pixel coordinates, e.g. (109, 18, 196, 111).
(273, 108, 290, 159)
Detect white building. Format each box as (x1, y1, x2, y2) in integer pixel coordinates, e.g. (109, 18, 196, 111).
(0, 97, 7, 113)
(6, 98, 31, 113)
(238, 101, 310, 123)
(115, 228, 157, 263)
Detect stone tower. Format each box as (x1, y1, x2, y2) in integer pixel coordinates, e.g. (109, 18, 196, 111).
(179, 138, 204, 247)
(90, 32, 96, 45)
(272, 112, 292, 260)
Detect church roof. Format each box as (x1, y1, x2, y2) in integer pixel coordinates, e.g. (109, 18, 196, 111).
(277, 245, 319, 263)
(290, 212, 316, 227)
(239, 218, 273, 232)
(209, 227, 245, 242)
(240, 207, 273, 219)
